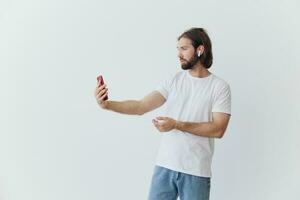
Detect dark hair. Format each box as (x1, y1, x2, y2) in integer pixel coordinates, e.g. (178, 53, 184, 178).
(178, 27, 213, 69)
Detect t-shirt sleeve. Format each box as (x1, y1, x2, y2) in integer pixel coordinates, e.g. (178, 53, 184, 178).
(212, 83, 231, 114)
(155, 74, 174, 100)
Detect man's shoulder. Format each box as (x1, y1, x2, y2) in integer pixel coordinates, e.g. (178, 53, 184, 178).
(211, 74, 230, 90)
(212, 74, 229, 85)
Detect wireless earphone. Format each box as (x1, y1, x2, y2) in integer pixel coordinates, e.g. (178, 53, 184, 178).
(197, 51, 202, 57)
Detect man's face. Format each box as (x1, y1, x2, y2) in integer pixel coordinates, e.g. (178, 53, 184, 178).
(177, 37, 198, 70)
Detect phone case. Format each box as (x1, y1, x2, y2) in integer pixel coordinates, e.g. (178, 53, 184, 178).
(97, 75, 108, 100)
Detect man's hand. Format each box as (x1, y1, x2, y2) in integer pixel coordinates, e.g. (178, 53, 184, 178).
(94, 83, 109, 109)
(152, 116, 177, 132)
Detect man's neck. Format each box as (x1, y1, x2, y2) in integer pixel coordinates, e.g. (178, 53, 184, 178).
(188, 63, 211, 78)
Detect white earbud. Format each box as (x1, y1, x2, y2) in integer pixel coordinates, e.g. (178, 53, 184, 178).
(197, 51, 201, 57)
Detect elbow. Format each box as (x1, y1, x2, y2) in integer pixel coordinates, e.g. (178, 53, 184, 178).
(138, 111, 144, 116)
(137, 106, 145, 116)
(215, 130, 225, 139)
(137, 101, 146, 116)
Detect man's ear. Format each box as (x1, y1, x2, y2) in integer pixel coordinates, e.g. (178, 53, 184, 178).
(197, 45, 205, 55)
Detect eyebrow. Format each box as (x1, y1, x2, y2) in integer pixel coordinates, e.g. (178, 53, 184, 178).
(176, 45, 189, 49)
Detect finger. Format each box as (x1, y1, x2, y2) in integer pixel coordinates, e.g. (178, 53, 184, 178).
(97, 91, 108, 100)
(97, 88, 108, 96)
(96, 90, 107, 99)
(156, 116, 166, 120)
(97, 92, 108, 102)
(153, 124, 160, 131)
(153, 119, 162, 125)
(100, 93, 108, 101)
(99, 87, 108, 92)
(95, 87, 103, 96)
(97, 86, 107, 95)
(95, 87, 102, 95)
(96, 83, 104, 90)
(155, 123, 163, 131)
(152, 119, 157, 126)
(152, 119, 158, 123)
(152, 120, 159, 127)
(154, 119, 165, 126)
(96, 84, 107, 91)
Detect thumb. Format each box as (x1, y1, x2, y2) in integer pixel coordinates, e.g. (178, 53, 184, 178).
(156, 116, 166, 120)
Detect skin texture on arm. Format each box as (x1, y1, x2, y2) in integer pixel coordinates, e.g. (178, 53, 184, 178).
(139, 91, 166, 115)
(152, 112, 231, 138)
(103, 100, 145, 115)
(103, 91, 165, 115)
(94, 81, 166, 116)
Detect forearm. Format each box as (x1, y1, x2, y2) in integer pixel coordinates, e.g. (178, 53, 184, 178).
(175, 121, 224, 138)
(103, 100, 143, 115)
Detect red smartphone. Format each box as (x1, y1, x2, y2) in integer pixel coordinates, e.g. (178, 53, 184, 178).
(97, 75, 108, 100)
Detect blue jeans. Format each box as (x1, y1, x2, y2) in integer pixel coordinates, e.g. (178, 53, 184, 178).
(148, 165, 210, 200)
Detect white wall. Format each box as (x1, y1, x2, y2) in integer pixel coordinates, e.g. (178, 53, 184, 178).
(0, 0, 299, 199)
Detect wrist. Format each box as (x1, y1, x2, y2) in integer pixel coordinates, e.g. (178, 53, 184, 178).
(100, 100, 109, 109)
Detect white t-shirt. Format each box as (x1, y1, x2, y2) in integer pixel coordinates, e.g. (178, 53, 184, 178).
(154, 70, 231, 177)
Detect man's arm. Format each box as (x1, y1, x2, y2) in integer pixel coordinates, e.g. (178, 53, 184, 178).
(153, 112, 230, 138)
(174, 112, 231, 138)
(102, 91, 166, 115)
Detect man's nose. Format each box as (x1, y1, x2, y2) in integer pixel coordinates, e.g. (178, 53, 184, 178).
(177, 52, 182, 58)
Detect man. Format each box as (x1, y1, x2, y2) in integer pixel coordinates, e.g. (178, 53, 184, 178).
(94, 27, 231, 200)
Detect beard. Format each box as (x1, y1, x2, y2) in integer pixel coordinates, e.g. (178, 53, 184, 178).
(180, 52, 199, 70)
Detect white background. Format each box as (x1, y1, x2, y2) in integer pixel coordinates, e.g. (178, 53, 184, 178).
(0, 0, 299, 199)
